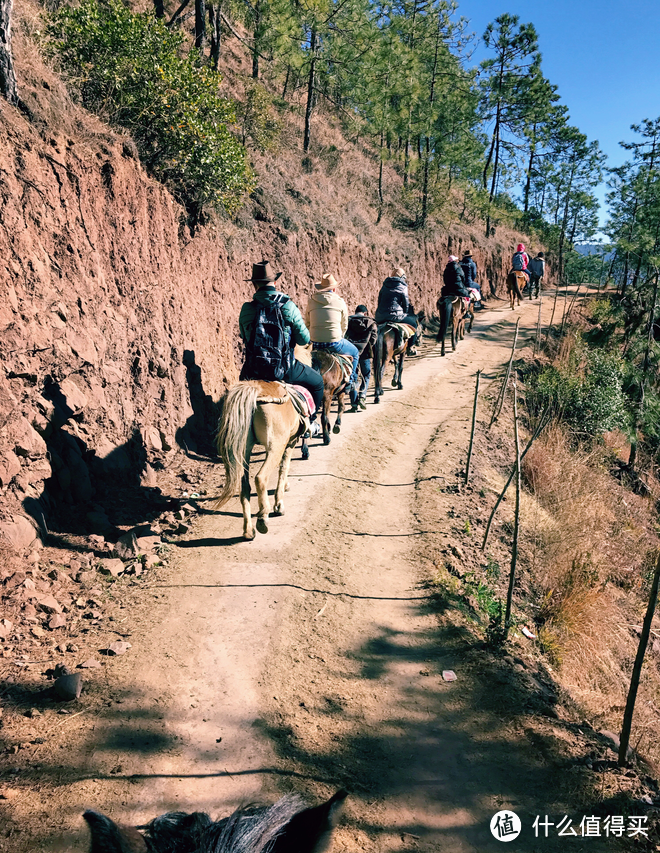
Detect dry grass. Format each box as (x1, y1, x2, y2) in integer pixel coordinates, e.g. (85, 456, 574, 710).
(520, 421, 660, 769)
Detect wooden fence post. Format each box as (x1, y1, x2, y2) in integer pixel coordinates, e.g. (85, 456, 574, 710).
(465, 370, 481, 485)
(488, 318, 520, 429)
(504, 380, 522, 637)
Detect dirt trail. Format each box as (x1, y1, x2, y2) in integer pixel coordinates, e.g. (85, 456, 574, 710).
(41, 293, 622, 853)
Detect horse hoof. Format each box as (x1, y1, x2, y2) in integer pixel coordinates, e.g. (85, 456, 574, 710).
(301, 446, 310, 460)
(256, 517, 268, 534)
(243, 529, 256, 541)
(273, 505, 284, 516)
(332, 424, 341, 434)
(323, 434, 331, 446)
(391, 379, 397, 387)
(374, 396, 380, 404)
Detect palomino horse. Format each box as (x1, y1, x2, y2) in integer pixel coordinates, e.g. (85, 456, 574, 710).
(506, 271, 525, 309)
(312, 349, 349, 445)
(215, 347, 312, 539)
(373, 309, 423, 403)
(83, 789, 347, 853)
(436, 295, 473, 356)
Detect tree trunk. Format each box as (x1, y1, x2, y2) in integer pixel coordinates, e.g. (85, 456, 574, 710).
(282, 65, 291, 99)
(251, 0, 261, 79)
(0, 0, 18, 106)
(376, 129, 384, 225)
(154, 0, 165, 18)
(303, 28, 317, 153)
(523, 132, 536, 214)
(194, 0, 206, 51)
(209, 2, 221, 68)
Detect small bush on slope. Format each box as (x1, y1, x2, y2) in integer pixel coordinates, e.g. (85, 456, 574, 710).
(45, 0, 254, 219)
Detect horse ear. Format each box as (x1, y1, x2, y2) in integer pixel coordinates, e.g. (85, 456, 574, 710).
(274, 790, 348, 853)
(83, 811, 148, 853)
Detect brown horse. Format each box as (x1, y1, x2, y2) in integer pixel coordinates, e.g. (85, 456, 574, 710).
(311, 349, 349, 445)
(214, 347, 312, 539)
(507, 271, 525, 309)
(436, 295, 473, 356)
(373, 310, 422, 403)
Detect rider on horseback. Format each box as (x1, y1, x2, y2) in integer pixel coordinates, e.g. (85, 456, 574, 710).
(305, 274, 360, 392)
(460, 250, 482, 308)
(441, 255, 470, 300)
(239, 261, 324, 435)
(511, 243, 531, 287)
(375, 268, 418, 330)
(345, 304, 378, 412)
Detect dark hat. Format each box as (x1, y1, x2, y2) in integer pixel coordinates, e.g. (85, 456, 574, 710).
(537, 251, 545, 258)
(246, 260, 282, 284)
(462, 250, 472, 257)
(355, 304, 368, 314)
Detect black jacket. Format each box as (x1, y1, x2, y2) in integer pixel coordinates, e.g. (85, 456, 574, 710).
(441, 262, 469, 298)
(346, 312, 378, 357)
(375, 276, 409, 323)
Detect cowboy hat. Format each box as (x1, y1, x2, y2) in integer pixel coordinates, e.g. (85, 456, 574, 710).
(393, 267, 406, 279)
(315, 273, 339, 290)
(245, 260, 282, 283)
(462, 250, 472, 257)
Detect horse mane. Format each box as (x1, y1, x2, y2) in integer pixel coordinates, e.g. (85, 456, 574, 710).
(294, 344, 312, 367)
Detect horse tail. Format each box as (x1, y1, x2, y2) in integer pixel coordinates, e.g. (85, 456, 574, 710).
(373, 327, 385, 398)
(437, 297, 452, 344)
(215, 382, 260, 508)
(514, 274, 524, 302)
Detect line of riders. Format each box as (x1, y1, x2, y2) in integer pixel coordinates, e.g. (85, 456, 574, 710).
(238, 245, 546, 436)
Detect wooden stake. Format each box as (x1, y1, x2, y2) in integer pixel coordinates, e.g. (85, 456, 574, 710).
(481, 411, 549, 552)
(465, 370, 481, 485)
(533, 294, 543, 356)
(618, 552, 660, 765)
(488, 318, 520, 429)
(504, 380, 522, 636)
(544, 285, 560, 347)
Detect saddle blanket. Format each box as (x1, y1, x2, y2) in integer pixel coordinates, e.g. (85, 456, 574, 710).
(468, 288, 480, 303)
(386, 322, 415, 341)
(286, 384, 315, 418)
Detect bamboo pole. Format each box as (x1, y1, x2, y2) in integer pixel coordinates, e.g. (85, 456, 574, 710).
(618, 552, 660, 766)
(533, 294, 543, 356)
(481, 411, 549, 552)
(504, 380, 522, 637)
(465, 370, 481, 485)
(488, 318, 520, 430)
(544, 285, 560, 347)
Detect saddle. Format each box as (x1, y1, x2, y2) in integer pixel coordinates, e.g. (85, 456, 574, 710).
(383, 321, 415, 341)
(255, 382, 313, 436)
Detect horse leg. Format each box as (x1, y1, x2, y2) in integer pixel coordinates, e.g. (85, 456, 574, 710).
(397, 352, 404, 390)
(467, 305, 474, 333)
(333, 389, 344, 434)
(240, 433, 255, 540)
(390, 338, 398, 386)
(322, 391, 332, 445)
(273, 445, 294, 516)
(374, 335, 383, 403)
(255, 437, 287, 534)
(301, 435, 309, 460)
(451, 307, 458, 351)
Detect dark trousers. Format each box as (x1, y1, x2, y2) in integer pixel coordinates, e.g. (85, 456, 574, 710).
(285, 359, 324, 414)
(350, 357, 372, 405)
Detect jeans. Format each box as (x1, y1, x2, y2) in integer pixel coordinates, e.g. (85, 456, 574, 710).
(350, 357, 371, 405)
(312, 339, 359, 386)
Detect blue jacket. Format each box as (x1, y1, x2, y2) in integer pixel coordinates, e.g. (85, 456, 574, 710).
(460, 258, 477, 284)
(375, 277, 409, 323)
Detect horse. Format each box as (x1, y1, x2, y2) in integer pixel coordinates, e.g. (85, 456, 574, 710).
(83, 789, 347, 853)
(311, 349, 349, 445)
(436, 295, 473, 356)
(506, 271, 525, 309)
(214, 347, 313, 540)
(373, 309, 423, 404)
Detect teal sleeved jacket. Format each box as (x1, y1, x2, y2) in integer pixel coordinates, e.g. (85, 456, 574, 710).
(239, 285, 311, 346)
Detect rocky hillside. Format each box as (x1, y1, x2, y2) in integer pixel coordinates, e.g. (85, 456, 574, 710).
(0, 7, 527, 552)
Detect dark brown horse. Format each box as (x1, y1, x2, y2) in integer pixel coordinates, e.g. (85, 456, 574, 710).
(373, 309, 423, 403)
(436, 295, 474, 356)
(311, 349, 349, 444)
(83, 789, 347, 853)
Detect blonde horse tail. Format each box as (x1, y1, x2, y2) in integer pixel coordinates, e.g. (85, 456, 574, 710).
(215, 382, 260, 509)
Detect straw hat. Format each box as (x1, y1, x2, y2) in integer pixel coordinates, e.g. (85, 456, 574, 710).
(393, 267, 406, 279)
(315, 273, 339, 291)
(245, 260, 282, 283)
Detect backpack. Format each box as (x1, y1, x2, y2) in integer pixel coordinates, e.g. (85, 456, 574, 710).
(347, 315, 370, 343)
(512, 252, 525, 271)
(244, 295, 290, 381)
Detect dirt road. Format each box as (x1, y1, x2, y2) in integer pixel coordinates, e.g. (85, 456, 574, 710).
(32, 292, 625, 852)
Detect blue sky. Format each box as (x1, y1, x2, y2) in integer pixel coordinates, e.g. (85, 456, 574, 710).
(458, 0, 660, 230)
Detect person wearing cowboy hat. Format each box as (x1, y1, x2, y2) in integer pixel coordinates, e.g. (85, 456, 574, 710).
(239, 260, 324, 433)
(305, 273, 360, 390)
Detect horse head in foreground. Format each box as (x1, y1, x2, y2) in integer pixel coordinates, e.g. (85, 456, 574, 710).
(84, 789, 347, 853)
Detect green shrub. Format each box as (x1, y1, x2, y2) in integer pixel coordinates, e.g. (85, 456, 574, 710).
(45, 0, 254, 218)
(528, 348, 629, 437)
(238, 78, 281, 152)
